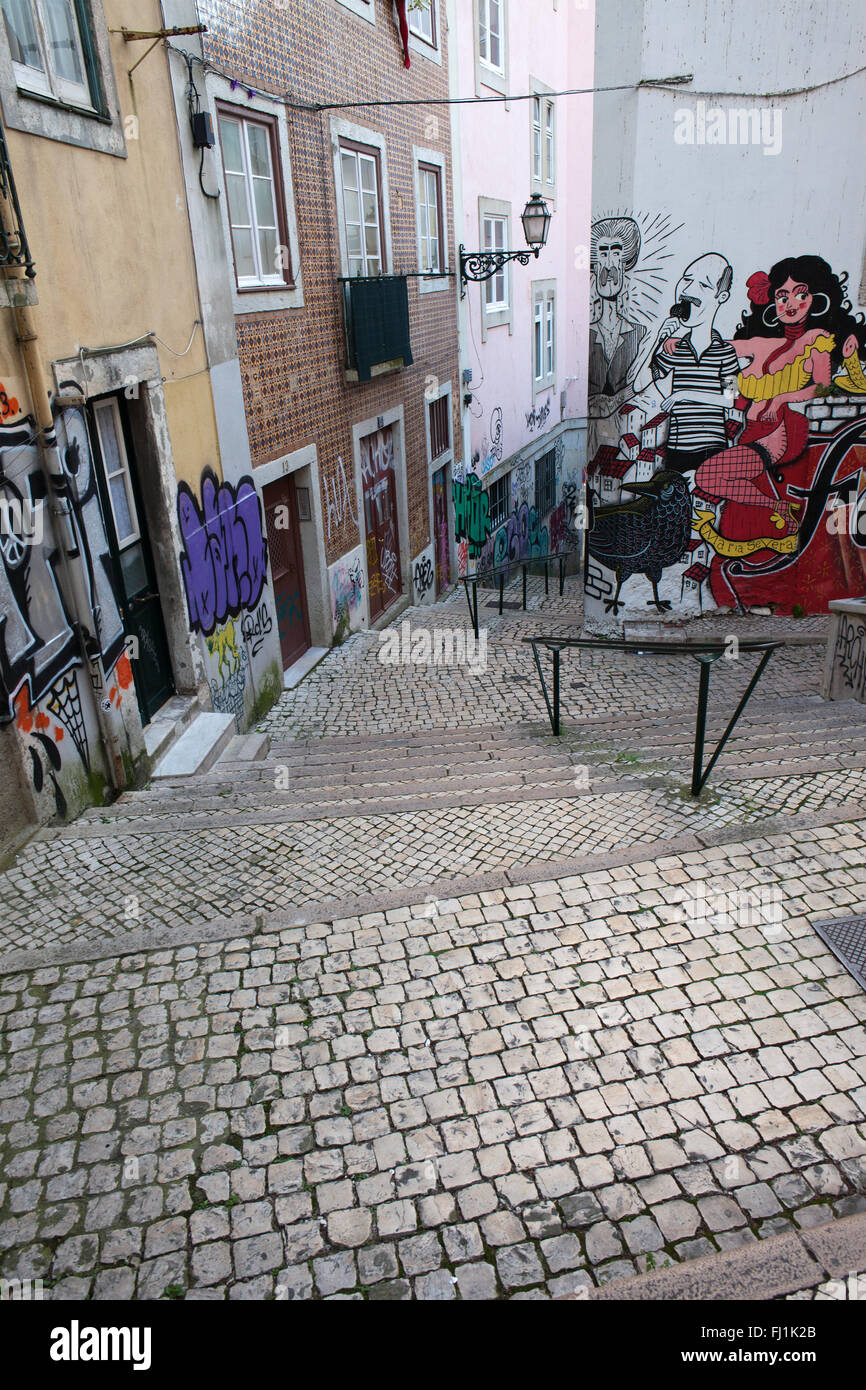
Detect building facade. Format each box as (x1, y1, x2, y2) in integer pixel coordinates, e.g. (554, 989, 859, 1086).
(586, 0, 866, 630)
(164, 0, 463, 660)
(0, 0, 283, 851)
(449, 0, 595, 577)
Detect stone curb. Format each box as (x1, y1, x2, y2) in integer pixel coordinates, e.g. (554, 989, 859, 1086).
(1, 807, 864, 975)
(573, 1212, 866, 1301)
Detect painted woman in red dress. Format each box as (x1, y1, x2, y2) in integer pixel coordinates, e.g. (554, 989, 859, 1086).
(693, 255, 866, 607)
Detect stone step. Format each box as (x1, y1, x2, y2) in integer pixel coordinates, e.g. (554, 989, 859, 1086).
(150, 713, 236, 781)
(218, 732, 270, 764)
(142, 694, 201, 764)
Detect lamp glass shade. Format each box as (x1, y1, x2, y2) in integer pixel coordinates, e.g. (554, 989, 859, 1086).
(521, 195, 551, 248)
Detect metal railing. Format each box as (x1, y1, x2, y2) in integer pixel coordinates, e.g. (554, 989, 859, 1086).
(462, 550, 573, 639)
(523, 636, 784, 795)
(0, 113, 35, 278)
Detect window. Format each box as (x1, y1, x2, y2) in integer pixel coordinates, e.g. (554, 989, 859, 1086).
(483, 215, 508, 310)
(408, 0, 436, 46)
(428, 394, 450, 460)
(2, 0, 95, 108)
(487, 471, 512, 530)
(340, 140, 385, 277)
(533, 283, 556, 390)
(92, 397, 149, 597)
(531, 85, 556, 195)
(417, 162, 443, 275)
(478, 0, 503, 73)
(218, 108, 291, 290)
(535, 450, 556, 518)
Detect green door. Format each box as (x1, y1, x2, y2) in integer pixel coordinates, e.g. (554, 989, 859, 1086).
(91, 396, 175, 725)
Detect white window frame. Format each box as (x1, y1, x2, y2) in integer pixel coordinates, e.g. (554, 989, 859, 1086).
(330, 117, 393, 283)
(207, 77, 304, 315)
(478, 197, 512, 339)
(335, 0, 376, 24)
(217, 110, 286, 291)
(407, 0, 440, 64)
(474, 0, 507, 96)
(532, 280, 556, 395)
(339, 142, 385, 279)
(3, 0, 94, 108)
(530, 77, 556, 202)
(92, 397, 141, 552)
(414, 144, 449, 294)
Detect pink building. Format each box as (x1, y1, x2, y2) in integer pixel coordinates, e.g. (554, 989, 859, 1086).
(449, 0, 595, 569)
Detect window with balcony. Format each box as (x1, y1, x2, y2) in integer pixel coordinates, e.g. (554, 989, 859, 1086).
(340, 139, 385, 278)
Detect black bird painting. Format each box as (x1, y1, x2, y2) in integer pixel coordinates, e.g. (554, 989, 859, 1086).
(588, 470, 693, 614)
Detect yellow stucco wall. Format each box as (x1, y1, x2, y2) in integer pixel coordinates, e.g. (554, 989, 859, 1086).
(2, 0, 221, 488)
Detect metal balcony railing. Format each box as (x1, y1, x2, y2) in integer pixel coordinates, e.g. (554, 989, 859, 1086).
(0, 112, 35, 278)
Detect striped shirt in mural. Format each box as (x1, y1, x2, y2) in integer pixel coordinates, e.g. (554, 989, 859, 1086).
(651, 330, 740, 451)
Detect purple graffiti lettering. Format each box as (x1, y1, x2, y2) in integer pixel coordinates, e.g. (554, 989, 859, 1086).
(178, 470, 268, 637)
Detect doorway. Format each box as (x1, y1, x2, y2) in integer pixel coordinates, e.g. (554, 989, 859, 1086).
(432, 464, 451, 595)
(361, 426, 402, 621)
(263, 474, 311, 669)
(90, 395, 174, 725)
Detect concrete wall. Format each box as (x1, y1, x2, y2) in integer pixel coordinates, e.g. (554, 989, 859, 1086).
(586, 0, 866, 628)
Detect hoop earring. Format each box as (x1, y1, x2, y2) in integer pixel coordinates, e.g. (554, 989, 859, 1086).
(762, 305, 779, 328)
(809, 293, 830, 317)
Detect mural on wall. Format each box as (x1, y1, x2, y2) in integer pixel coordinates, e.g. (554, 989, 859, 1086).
(481, 502, 550, 570)
(585, 243, 866, 623)
(329, 547, 365, 635)
(1, 395, 130, 816)
(589, 212, 684, 445)
(177, 469, 268, 637)
(453, 473, 491, 561)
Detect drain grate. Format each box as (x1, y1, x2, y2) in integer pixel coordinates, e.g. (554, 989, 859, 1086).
(485, 599, 523, 610)
(812, 914, 866, 991)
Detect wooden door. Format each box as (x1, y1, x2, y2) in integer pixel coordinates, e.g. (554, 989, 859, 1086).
(361, 427, 402, 620)
(263, 475, 311, 669)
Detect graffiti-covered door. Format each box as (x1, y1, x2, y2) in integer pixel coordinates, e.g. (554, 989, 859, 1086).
(91, 397, 174, 725)
(361, 427, 402, 621)
(432, 465, 450, 595)
(263, 475, 311, 669)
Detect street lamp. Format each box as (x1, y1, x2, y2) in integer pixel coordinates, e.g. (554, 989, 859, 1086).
(459, 194, 552, 298)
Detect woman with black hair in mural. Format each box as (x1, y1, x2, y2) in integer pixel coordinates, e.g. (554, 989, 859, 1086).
(694, 255, 866, 548)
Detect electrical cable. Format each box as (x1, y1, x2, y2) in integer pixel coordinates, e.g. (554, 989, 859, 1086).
(165, 41, 866, 112)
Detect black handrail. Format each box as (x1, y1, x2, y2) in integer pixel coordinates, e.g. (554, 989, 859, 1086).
(462, 550, 573, 637)
(522, 636, 784, 795)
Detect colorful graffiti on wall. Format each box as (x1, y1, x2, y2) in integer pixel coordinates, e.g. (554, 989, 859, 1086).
(330, 549, 365, 633)
(453, 473, 491, 560)
(481, 502, 550, 570)
(177, 469, 268, 637)
(586, 245, 866, 619)
(1, 394, 129, 816)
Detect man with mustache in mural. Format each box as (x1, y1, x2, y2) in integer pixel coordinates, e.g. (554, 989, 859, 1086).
(587, 218, 648, 454)
(630, 251, 740, 476)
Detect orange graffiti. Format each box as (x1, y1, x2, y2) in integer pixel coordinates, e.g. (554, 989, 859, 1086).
(13, 686, 33, 733)
(34, 712, 50, 730)
(0, 383, 20, 419)
(116, 653, 133, 691)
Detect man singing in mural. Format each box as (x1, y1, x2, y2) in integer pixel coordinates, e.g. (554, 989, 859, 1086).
(632, 252, 740, 475)
(692, 255, 866, 604)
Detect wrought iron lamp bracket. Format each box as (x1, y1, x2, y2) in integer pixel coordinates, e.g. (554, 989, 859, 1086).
(458, 244, 539, 298)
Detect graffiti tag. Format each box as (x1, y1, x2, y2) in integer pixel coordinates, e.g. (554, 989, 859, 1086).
(177, 470, 268, 637)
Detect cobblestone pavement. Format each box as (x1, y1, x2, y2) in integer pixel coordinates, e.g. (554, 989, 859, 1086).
(1, 588, 864, 1299)
(1, 826, 865, 1300)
